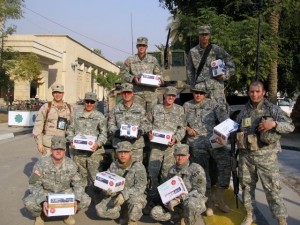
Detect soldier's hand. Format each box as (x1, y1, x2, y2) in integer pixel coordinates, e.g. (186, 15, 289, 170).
(42, 201, 49, 217)
(186, 127, 197, 137)
(258, 119, 276, 132)
(134, 76, 141, 85)
(136, 129, 143, 138)
(215, 74, 225, 80)
(114, 193, 125, 207)
(114, 129, 121, 138)
(91, 143, 99, 151)
(70, 142, 75, 149)
(74, 200, 78, 213)
(37, 144, 45, 153)
(148, 131, 153, 140)
(168, 137, 176, 147)
(167, 198, 181, 211)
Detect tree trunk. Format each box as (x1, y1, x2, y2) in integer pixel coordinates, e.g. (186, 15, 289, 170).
(267, 5, 281, 104)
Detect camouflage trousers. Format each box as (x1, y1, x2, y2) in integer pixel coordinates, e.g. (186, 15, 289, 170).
(23, 192, 91, 217)
(239, 150, 287, 219)
(74, 149, 104, 187)
(151, 196, 206, 225)
(191, 147, 231, 193)
(96, 194, 147, 221)
(147, 144, 175, 200)
(133, 91, 158, 115)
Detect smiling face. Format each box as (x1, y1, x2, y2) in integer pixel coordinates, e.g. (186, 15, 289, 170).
(117, 151, 132, 164)
(193, 91, 206, 103)
(122, 91, 133, 104)
(84, 100, 96, 112)
(51, 148, 66, 162)
(52, 91, 64, 103)
(164, 94, 176, 107)
(137, 44, 147, 57)
(174, 153, 190, 166)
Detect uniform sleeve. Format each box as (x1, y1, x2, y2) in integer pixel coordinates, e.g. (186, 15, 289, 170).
(274, 106, 295, 134)
(66, 112, 76, 143)
(174, 107, 186, 142)
(214, 100, 229, 123)
(28, 162, 48, 204)
(121, 57, 135, 83)
(96, 114, 108, 147)
(121, 163, 147, 200)
(187, 165, 206, 199)
(108, 107, 118, 135)
(32, 103, 48, 145)
(140, 107, 151, 133)
(186, 51, 196, 86)
(152, 57, 162, 75)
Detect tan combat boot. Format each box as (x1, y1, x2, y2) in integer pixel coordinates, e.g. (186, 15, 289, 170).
(34, 215, 44, 225)
(240, 211, 256, 225)
(277, 217, 287, 225)
(206, 194, 214, 216)
(215, 188, 230, 213)
(128, 220, 138, 225)
(63, 215, 76, 225)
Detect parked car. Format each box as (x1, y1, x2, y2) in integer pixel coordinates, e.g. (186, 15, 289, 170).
(277, 98, 294, 116)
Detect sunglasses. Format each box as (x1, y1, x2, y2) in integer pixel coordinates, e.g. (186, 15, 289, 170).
(85, 100, 96, 104)
(193, 91, 206, 95)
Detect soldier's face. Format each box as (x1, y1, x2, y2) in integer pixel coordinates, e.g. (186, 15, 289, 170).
(164, 94, 176, 106)
(199, 34, 210, 46)
(174, 154, 190, 166)
(117, 151, 132, 164)
(248, 84, 265, 105)
(193, 92, 206, 103)
(122, 91, 133, 102)
(84, 100, 96, 112)
(52, 92, 64, 102)
(51, 148, 65, 161)
(137, 44, 147, 55)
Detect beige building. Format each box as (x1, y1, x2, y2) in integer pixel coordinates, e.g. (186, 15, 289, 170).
(3, 34, 120, 103)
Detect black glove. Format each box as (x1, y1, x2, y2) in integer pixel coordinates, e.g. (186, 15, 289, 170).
(137, 129, 143, 138)
(114, 129, 121, 138)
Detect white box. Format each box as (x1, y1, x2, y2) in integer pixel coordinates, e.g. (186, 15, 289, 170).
(209, 133, 224, 149)
(120, 124, 138, 138)
(48, 193, 75, 217)
(211, 59, 226, 77)
(158, 175, 188, 204)
(151, 130, 173, 145)
(73, 135, 97, 151)
(140, 73, 161, 86)
(213, 118, 239, 145)
(94, 171, 125, 192)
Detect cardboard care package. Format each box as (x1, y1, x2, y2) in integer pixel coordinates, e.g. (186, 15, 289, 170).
(47, 193, 75, 217)
(73, 135, 97, 151)
(94, 171, 125, 193)
(140, 73, 161, 86)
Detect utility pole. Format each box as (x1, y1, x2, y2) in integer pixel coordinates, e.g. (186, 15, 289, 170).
(255, 0, 263, 81)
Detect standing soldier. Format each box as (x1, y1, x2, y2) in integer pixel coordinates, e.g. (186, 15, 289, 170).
(108, 83, 150, 162)
(151, 144, 207, 225)
(183, 82, 230, 216)
(23, 136, 91, 225)
(96, 141, 147, 225)
(186, 25, 235, 105)
(66, 92, 107, 196)
(33, 83, 72, 156)
(121, 36, 162, 114)
(236, 81, 294, 225)
(145, 86, 186, 213)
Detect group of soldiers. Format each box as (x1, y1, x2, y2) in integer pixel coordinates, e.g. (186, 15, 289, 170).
(23, 25, 294, 225)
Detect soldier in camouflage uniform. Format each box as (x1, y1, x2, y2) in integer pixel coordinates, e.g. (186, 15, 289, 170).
(66, 92, 107, 191)
(151, 144, 207, 225)
(33, 83, 72, 156)
(23, 136, 91, 225)
(121, 36, 162, 114)
(108, 83, 150, 162)
(183, 82, 231, 216)
(236, 81, 294, 225)
(96, 141, 147, 225)
(145, 86, 186, 213)
(186, 25, 235, 105)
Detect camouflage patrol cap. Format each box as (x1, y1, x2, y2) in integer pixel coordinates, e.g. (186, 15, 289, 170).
(51, 136, 66, 150)
(121, 83, 133, 92)
(116, 141, 132, 152)
(165, 86, 177, 96)
(137, 37, 148, 46)
(51, 83, 64, 93)
(199, 25, 211, 34)
(174, 144, 189, 155)
(84, 92, 97, 101)
(191, 82, 208, 93)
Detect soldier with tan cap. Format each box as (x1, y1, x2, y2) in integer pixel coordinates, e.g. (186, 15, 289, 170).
(23, 136, 91, 225)
(33, 83, 72, 156)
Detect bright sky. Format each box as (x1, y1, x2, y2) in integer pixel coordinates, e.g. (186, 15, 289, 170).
(5, 0, 171, 63)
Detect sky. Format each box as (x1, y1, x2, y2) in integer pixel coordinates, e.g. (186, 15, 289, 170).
(5, 0, 171, 63)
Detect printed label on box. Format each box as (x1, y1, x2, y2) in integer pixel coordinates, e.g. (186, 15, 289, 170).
(73, 135, 97, 151)
(48, 193, 75, 217)
(120, 124, 138, 138)
(140, 73, 161, 86)
(211, 59, 226, 77)
(94, 171, 125, 192)
(151, 130, 173, 145)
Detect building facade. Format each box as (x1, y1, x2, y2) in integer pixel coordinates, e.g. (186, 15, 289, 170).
(3, 34, 120, 103)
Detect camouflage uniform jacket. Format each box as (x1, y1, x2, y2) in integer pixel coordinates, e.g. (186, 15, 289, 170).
(109, 160, 147, 201)
(33, 101, 73, 147)
(183, 98, 228, 148)
(186, 44, 235, 88)
(236, 98, 295, 155)
(27, 156, 85, 204)
(151, 104, 186, 142)
(167, 160, 206, 201)
(108, 102, 151, 148)
(121, 54, 162, 92)
(66, 109, 107, 153)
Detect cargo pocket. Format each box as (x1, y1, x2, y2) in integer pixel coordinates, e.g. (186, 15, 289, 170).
(247, 134, 259, 151)
(236, 132, 246, 149)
